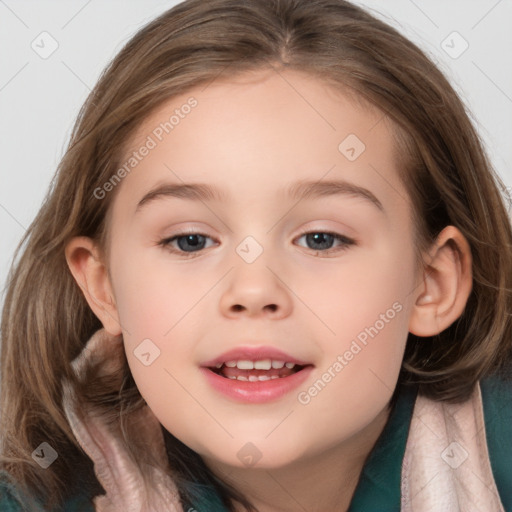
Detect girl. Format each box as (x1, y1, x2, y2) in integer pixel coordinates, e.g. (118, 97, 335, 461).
(1, 0, 511, 511)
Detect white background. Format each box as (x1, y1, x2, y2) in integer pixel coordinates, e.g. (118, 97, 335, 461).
(1, 0, 511, 308)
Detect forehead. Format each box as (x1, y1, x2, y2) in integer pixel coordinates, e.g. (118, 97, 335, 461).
(110, 68, 410, 221)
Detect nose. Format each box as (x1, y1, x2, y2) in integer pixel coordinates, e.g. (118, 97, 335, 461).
(219, 261, 293, 319)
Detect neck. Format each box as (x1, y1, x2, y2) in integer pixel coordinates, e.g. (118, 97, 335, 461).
(204, 402, 392, 512)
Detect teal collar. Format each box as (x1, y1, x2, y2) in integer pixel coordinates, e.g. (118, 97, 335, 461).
(480, 374, 512, 512)
(347, 383, 418, 511)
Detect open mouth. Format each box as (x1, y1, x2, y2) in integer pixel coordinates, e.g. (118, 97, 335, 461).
(201, 357, 315, 402)
(208, 360, 309, 381)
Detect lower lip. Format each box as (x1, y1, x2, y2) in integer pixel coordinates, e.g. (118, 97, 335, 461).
(200, 366, 314, 403)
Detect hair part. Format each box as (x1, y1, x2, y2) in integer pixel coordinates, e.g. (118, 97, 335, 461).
(2, 0, 512, 510)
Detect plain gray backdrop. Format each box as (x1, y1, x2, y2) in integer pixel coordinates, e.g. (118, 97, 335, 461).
(1, 0, 511, 310)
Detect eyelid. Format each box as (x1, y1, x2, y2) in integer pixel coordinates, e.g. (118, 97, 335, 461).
(293, 226, 356, 243)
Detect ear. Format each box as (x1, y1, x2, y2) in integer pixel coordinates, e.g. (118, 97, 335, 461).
(65, 236, 122, 336)
(409, 226, 473, 337)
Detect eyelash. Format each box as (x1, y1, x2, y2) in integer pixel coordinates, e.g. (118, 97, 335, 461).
(157, 229, 356, 258)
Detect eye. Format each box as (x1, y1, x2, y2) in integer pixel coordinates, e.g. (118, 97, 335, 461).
(294, 230, 356, 256)
(158, 231, 217, 258)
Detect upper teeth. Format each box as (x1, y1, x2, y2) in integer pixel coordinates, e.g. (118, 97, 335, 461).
(215, 359, 296, 370)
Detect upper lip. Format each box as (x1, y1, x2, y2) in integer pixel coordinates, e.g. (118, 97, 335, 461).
(201, 346, 312, 368)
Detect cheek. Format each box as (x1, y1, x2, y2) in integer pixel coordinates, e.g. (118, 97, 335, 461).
(109, 244, 206, 336)
(291, 254, 415, 450)
(302, 240, 416, 390)
(108, 246, 217, 410)
(303, 240, 414, 335)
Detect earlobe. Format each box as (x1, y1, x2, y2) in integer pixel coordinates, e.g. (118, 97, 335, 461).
(65, 236, 122, 336)
(409, 226, 473, 337)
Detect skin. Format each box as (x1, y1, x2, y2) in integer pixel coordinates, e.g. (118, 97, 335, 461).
(66, 68, 472, 512)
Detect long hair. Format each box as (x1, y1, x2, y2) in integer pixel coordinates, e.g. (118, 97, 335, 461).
(2, 0, 511, 510)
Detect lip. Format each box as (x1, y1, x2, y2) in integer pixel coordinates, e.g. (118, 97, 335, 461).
(200, 365, 314, 403)
(200, 346, 311, 368)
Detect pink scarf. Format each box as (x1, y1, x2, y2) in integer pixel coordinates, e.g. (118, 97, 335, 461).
(62, 329, 184, 512)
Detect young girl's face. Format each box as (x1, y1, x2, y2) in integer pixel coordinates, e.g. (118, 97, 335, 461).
(104, 68, 422, 469)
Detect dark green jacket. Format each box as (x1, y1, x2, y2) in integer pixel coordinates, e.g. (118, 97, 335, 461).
(2, 374, 511, 511)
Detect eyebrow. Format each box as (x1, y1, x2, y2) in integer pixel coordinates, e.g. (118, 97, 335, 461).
(135, 179, 384, 213)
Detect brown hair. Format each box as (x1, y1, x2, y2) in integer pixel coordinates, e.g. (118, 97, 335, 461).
(2, 0, 512, 510)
